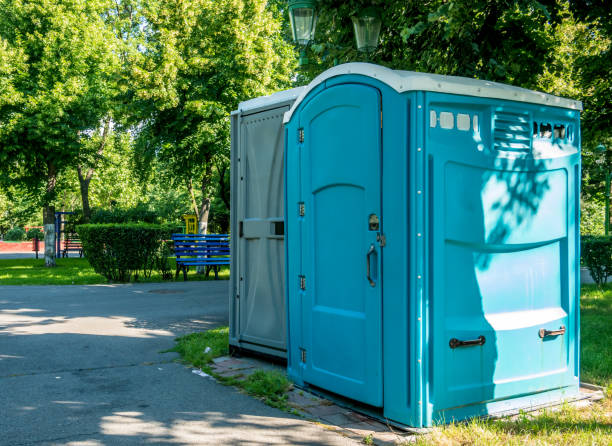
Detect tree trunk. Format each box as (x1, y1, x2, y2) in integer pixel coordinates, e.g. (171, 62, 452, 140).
(198, 196, 211, 235)
(187, 178, 200, 218)
(196, 162, 213, 274)
(43, 165, 57, 267)
(77, 118, 111, 221)
(217, 161, 230, 211)
(77, 170, 92, 220)
(198, 161, 214, 235)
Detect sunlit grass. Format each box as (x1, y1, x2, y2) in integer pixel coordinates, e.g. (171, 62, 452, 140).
(165, 326, 230, 368)
(413, 399, 612, 446)
(581, 285, 612, 387)
(0, 258, 229, 285)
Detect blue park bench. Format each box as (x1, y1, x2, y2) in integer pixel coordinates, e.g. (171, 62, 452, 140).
(171, 233, 230, 280)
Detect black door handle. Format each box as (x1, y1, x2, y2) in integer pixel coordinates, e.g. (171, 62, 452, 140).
(366, 244, 376, 287)
(449, 336, 486, 349)
(539, 325, 565, 338)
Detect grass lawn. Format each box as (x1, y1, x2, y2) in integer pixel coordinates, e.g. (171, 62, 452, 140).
(0, 257, 229, 285)
(170, 285, 612, 446)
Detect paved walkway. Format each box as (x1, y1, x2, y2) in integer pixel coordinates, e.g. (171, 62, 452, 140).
(0, 282, 357, 445)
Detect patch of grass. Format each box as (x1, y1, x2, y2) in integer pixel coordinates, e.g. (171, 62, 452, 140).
(0, 257, 229, 285)
(240, 370, 292, 410)
(580, 284, 612, 387)
(165, 326, 229, 368)
(413, 401, 612, 446)
(169, 326, 294, 412)
(362, 433, 374, 444)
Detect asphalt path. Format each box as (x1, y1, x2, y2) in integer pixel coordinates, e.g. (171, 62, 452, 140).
(0, 281, 355, 445)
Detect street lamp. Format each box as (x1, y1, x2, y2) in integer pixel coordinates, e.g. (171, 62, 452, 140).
(288, 2, 382, 66)
(596, 144, 610, 235)
(351, 7, 382, 54)
(288, 0, 318, 66)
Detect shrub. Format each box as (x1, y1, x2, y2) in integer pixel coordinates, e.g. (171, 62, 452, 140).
(581, 236, 612, 285)
(26, 228, 43, 240)
(581, 199, 605, 236)
(5, 227, 26, 241)
(77, 224, 174, 282)
(90, 206, 160, 224)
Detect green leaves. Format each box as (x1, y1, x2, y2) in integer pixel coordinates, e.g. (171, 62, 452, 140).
(0, 0, 122, 204)
(130, 0, 295, 221)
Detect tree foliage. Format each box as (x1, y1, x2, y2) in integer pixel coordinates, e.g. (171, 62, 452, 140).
(131, 0, 296, 233)
(0, 0, 121, 198)
(303, 1, 563, 89)
(0, 0, 122, 264)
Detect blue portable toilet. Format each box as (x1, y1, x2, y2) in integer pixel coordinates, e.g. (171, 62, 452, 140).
(284, 63, 581, 427)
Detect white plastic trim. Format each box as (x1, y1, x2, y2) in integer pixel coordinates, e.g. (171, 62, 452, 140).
(237, 86, 307, 114)
(283, 63, 582, 123)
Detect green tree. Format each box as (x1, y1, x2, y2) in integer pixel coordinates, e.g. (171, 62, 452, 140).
(302, 0, 564, 89)
(74, 0, 148, 221)
(0, 0, 121, 265)
(132, 0, 295, 234)
(570, 0, 612, 146)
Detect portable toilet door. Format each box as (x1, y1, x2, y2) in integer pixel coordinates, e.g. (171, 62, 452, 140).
(229, 87, 305, 359)
(289, 83, 384, 406)
(284, 63, 582, 427)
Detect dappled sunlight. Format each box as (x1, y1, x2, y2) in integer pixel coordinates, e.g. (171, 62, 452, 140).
(99, 410, 341, 445)
(0, 310, 173, 338)
(2, 308, 45, 313)
(100, 411, 170, 437)
(64, 441, 104, 446)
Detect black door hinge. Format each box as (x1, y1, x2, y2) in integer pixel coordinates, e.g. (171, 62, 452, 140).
(299, 275, 306, 290)
(298, 128, 304, 143)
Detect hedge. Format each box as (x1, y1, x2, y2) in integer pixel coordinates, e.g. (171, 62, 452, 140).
(26, 228, 43, 240)
(77, 223, 176, 282)
(581, 235, 612, 285)
(5, 227, 26, 241)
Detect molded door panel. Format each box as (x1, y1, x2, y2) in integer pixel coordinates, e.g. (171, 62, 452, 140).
(298, 84, 383, 407)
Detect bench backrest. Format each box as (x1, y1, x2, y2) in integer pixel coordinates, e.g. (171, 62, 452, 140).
(171, 233, 230, 258)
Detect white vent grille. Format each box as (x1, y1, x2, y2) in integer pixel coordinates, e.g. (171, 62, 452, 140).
(493, 111, 531, 151)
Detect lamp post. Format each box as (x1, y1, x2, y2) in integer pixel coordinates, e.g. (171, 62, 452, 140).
(351, 7, 382, 54)
(288, 0, 318, 66)
(288, 2, 382, 66)
(596, 144, 610, 235)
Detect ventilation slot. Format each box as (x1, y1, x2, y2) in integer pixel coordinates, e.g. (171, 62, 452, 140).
(493, 112, 531, 151)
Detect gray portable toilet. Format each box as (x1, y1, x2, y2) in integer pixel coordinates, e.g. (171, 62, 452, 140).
(229, 87, 305, 358)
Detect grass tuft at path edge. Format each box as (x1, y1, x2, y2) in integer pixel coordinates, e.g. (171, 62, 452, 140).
(167, 326, 292, 411)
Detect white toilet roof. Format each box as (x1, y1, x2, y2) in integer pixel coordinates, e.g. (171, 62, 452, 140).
(284, 63, 582, 123)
